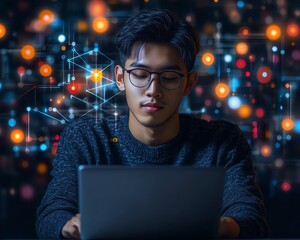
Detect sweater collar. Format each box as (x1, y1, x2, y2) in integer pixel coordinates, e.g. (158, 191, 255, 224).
(118, 115, 186, 163)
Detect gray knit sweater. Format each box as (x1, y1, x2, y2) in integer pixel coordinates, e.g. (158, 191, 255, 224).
(36, 114, 268, 238)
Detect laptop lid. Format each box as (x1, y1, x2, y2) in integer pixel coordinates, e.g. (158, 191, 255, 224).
(78, 165, 225, 239)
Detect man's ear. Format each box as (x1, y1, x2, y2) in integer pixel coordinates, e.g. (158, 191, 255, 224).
(115, 65, 125, 91)
(183, 71, 198, 96)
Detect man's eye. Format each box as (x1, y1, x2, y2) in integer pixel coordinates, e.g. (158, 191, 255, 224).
(131, 70, 148, 79)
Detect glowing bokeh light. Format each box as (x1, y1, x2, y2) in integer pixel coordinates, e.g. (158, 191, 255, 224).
(257, 66, 272, 83)
(39, 9, 55, 25)
(281, 118, 294, 131)
(0, 23, 6, 38)
(202, 52, 215, 66)
(90, 69, 103, 82)
(20, 184, 35, 201)
(230, 78, 240, 91)
(40, 64, 52, 77)
(236, 42, 249, 55)
(294, 119, 300, 133)
(287, 23, 299, 37)
(67, 83, 81, 94)
(58, 34, 66, 43)
(236, 58, 246, 69)
(215, 83, 230, 98)
(228, 96, 241, 109)
(88, 0, 107, 17)
(92, 17, 109, 33)
(238, 104, 252, 118)
(52, 142, 58, 156)
(37, 163, 48, 174)
(255, 108, 265, 118)
(266, 24, 282, 41)
(17, 66, 26, 77)
(10, 129, 25, 144)
(77, 20, 89, 32)
(281, 181, 291, 192)
(275, 158, 284, 168)
(261, 144, 272, 157)
(239, 27, 250, 37)
(21, 45, 35, 60)
(8, 118, 16, 127)
(224, 54, 232, 63)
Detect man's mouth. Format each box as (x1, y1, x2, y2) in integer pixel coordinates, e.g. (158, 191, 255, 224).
(141, 102, 164, 112)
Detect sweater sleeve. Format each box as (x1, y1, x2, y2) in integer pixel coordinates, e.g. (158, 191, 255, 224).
(36, 125, 84, 239)
(218, 123, 269, 238)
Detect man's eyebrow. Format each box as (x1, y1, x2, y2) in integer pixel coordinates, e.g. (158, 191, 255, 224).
(129, 62, 182, 71)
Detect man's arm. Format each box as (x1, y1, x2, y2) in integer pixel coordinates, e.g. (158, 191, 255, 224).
(216, 122, 268, 238)
(36, 125, 86, 239)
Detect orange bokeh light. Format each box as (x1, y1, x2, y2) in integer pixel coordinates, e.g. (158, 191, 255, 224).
(37, 163, 48, 174)
(77, 20, 89, 32)
(238, 104, 252, 118)
(281, 118, 294, 131)
(261, 145, 272, 157)
(10, 129, 25, 144)
(287, 23, 299, 37)
(40, 64, 52, 77)
(90, 69, 103, 82)
(215, 83, 230, 98)
(202, 52, 215, 66)
(21, 45, 35, 60)
(39, 9, 55, 25)
(88, 0, 107, 17)
(266, 24, 282, 41)
(236, 42, 249, 55)
(92, 17, 109, 33)
(0, 23, 6, 39)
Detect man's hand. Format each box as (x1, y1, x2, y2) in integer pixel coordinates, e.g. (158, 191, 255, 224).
(218, 216, 240, 238)
(62, 214, 81, 239)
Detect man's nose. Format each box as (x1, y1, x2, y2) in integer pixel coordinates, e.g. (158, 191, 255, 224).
(145, 74, 162, 98)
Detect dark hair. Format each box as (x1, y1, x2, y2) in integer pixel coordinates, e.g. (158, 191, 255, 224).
(115, 9, 200, 72)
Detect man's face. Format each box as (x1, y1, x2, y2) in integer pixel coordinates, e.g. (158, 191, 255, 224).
(116, 43, 195, 128)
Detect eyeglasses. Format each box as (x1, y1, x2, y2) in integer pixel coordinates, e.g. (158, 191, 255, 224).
(122, 67, 185, 90)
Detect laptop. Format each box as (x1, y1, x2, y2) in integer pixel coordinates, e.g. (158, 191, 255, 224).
(78, 165, 226, 239)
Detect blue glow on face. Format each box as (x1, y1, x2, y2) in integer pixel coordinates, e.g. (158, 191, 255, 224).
(8, 118, 16, 127)
(40, 144, 47, 151)
(228, 96, 241, 109)
(58, 34, 66, 43)
(230, 78, 240, 91)
(294, 120, 300, 133)
(224, 54, 233, 63)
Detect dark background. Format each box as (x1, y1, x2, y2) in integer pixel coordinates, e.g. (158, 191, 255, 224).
(1, 0, 300, 238)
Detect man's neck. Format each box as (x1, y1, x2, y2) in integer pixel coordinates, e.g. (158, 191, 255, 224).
(128, 113, 180, 146)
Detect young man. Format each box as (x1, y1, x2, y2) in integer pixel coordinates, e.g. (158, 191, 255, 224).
(36, 9, 268, 239)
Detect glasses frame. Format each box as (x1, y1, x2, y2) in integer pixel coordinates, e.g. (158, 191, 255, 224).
(122, 67, 186, 90)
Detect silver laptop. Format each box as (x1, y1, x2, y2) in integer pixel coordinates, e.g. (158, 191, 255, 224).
(78, 165, 225, 239)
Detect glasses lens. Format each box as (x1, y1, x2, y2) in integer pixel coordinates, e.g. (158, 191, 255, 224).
(160, 72, 181, 89)
(129, 69, 150, 87)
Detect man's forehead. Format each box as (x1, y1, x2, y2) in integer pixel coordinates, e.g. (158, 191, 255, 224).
(127, 42, 184, 68)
